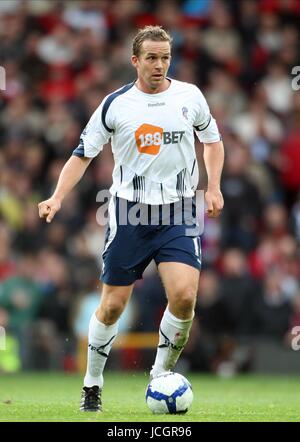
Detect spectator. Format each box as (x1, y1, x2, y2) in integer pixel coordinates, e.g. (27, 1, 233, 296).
(185, 269, 229, 372)
(221, 144, 262, 250)
(0, 254, 42, 336)
(219, 248, 259, 336)
(247, 270, 292, 340)
(279, 108, 300, 206)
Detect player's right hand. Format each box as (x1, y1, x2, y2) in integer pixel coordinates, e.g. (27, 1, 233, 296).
(38, 197, 61, 223)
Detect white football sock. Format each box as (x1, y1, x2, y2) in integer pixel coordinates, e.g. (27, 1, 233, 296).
(150, 307, 194, 378)
(83, 312, 118, 388)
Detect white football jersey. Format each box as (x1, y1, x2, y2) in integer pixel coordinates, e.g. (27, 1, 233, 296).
(73, 78, 221, 205)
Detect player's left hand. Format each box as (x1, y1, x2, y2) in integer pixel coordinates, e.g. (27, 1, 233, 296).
(205, 188, 224, 218)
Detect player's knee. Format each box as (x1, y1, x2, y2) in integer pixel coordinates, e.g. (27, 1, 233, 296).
(102, 299, 126, 325)
(171, 288, 196, 317)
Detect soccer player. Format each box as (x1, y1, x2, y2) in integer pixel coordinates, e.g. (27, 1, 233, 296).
(38, 25, 224, 412)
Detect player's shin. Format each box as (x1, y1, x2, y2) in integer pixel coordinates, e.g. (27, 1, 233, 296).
(83, 312, 118, 388)
(150, 307, 194, 378)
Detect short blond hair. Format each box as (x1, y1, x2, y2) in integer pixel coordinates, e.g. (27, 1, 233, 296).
(132, 25, 172, 57)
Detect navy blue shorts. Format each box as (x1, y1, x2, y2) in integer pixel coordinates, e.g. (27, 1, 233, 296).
(100, 197, 201, 286)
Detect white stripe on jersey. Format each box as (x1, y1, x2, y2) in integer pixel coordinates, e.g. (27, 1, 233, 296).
(74, 79, 221, 205)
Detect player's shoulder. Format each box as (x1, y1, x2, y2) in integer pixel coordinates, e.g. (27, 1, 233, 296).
(171, 78, 202, 94)
(92, 81, 135, 119)
(170, 78, 205, 101)
(108, 81, 136, 98)
(102, 81, 135, 107)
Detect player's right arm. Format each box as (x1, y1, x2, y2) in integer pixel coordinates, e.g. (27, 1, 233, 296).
(38, 156, 92, 223)
(39, 94, 113, 223)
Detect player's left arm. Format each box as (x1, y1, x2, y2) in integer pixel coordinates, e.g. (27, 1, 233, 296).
(203, 140, 224, 218)
(192, 85, 224, 218)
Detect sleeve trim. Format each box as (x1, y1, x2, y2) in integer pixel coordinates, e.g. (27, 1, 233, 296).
(101, 82, 135, 133)
(72, 137, 84, 156)
(194, 114, 212, 132)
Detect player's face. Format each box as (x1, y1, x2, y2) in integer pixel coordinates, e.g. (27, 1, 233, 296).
(131, 40, 171, 93)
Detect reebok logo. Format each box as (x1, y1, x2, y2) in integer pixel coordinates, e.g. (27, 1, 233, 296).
(148, 102, 165, 107)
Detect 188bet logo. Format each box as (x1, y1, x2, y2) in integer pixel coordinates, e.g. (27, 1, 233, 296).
(135, 123, 184, 155)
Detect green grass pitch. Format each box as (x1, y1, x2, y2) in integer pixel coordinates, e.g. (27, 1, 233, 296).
(0, 372, 299, 422)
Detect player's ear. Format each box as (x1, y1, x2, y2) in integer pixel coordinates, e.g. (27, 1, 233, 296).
(131, 55, 138, 68)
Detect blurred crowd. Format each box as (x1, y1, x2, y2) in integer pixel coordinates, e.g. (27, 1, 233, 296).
(0, 0, 300, 374)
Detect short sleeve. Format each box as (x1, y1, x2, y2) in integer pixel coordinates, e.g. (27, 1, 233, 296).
(73, 98, 113, 158)
(192, 86, 221, 144)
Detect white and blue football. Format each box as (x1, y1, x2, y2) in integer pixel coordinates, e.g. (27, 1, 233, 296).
(145, 372, 193, 414)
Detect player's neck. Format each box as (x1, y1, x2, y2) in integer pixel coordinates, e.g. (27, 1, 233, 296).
(135, 78, 171, 94)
